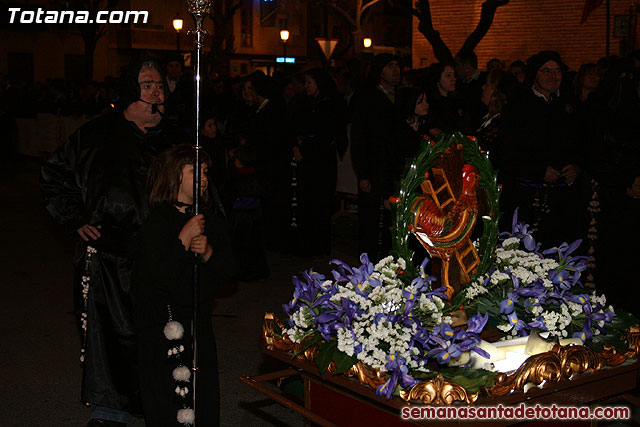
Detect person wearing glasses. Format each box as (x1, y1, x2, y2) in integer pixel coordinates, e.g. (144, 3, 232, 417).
(495, 51, 588, 249)
(41, 60, 183, 427)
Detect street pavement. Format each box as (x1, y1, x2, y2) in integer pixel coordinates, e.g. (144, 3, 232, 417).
(0, 156, 359, 427)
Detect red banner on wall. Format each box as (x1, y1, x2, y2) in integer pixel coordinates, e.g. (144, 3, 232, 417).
(581, 0, 603, 23)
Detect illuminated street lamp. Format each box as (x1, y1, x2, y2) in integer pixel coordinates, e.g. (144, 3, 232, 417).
(363, 37, 372, 49)
(172, 13, 184, 51)
(280, 29, 290, 59)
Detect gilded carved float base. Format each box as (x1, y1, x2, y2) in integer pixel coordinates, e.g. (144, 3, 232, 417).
(263, 313, 640, 404)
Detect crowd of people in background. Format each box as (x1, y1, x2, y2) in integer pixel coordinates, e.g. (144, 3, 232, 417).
(6, 48, 640, 305)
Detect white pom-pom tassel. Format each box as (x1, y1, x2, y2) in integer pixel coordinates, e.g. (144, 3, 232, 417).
(177, 408, 195, 425)
(175, 386, 181, 395)
(164, 321, 184, 340)
(173, 366, 191, 382)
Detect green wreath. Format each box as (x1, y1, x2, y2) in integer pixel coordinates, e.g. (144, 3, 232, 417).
(390, 132, 501, 284)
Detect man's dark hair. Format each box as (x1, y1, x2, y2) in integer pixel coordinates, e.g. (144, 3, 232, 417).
(456, 51, 478, 69)
(114, 60, 168, 112)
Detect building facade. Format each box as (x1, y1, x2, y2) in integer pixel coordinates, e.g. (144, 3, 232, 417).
(412, 0, 639, 70)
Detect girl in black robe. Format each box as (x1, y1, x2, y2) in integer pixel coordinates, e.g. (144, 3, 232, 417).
(132, 144, 234, 426)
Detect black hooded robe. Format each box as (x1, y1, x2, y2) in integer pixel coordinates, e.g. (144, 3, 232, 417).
(41, 112, 179, 412)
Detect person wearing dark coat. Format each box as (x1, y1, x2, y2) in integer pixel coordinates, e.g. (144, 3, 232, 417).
(455, 50, 486, 133)
(226, 144, 270, 281)
(40, 61, 182, 426)
(292, 68, 348, 256)
(495, 51, 588, 247)
(133, 144, 235, 426)
(390, 86, 431, 189)
(350, 54, 402, 261)
(242, 73, 292, 251)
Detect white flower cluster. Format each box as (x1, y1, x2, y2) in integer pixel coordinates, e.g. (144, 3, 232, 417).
(464, 276, 489, 299)
(540, 305, 572, 337)
(501, 237, 521, 249)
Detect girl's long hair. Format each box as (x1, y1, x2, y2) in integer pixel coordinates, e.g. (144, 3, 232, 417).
(395, 86, 428, 120)
(148, 144, 212, 209)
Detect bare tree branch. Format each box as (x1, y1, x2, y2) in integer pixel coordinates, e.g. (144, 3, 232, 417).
(413, 0, 452, 63)
(361, 0, 383, 13)
(457, 0, 509, 56)
(324, 1, 358, 27)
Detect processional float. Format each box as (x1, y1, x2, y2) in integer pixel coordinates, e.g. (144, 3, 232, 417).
(242, 133, 640, 425)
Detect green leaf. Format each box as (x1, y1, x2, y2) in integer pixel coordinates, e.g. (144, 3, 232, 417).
(316, 340, 337, 374)
(590, 331, 628, 353)
(333, 349, 359, 373)
(292, 332, 322, 358)
(272, 320, 282, 335)
(439, 367, 495, 393)
(589, 308, 639, 353)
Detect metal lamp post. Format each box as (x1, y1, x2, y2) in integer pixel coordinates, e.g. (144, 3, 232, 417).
(172, 13, 184, 51)
(280, 29, 289, 70)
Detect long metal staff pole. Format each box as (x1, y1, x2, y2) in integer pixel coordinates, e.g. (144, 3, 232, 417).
(186, 1, 212, 424)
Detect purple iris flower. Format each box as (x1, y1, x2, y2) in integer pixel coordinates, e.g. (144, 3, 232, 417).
(388, 299, 419, 328)
(374, 312, 387, 325)
(565, 293, 590, 306)
(284, 271, 325, 325)
(410, 326, 430, 351)
(433, 323, 456, 341)
(453, 312, 490, 359)
(426, 324, 464, 364)
(330, 253, 381, 291)
(500, 292, 518, 314)
(427, 341, 463, 365)
(314, 297, 363, 340)
(329, 258, 354, 283)
(549, 269, 576, 290)
(427, 286, 450, 301)
(573, 330, 588, 342)
(543, 240, 588, 274)
(417, 258, 438, 283)
(511, 274, 545, 299)
(499, 208, 540, 252)
(516, 283, 546, 298)
(508, 311, 527, 333)
(527, 316, 546, 331)
(376, 354, 418, 399)
(580, 301, 616, 340)
(466, 311, 489, 334)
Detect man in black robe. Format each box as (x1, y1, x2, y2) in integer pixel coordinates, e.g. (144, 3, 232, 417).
(496, 51, 587, 247)
(350, 54, 401, 261)
(41, 61, 182, 426)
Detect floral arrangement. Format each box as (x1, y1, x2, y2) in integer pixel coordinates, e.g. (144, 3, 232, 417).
(281, 209, 629, 400)
(466, 209, 615, 343)
(283, 254, 490, 398)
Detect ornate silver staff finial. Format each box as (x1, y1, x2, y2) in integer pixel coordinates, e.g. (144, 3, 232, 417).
(186, 0, 212, 16)
(187, 0, 212, 47)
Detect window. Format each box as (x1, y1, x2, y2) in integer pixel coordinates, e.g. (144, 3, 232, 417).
(241, 0, 253, 47)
